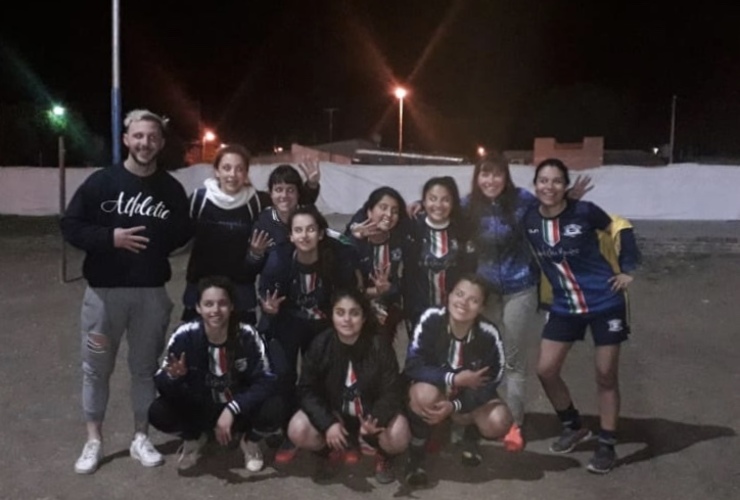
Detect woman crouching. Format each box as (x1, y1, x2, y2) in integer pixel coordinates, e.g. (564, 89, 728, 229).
(148, 276, 283, 472)
(287, 288, 410, 484)
(403, 274, 513, 487)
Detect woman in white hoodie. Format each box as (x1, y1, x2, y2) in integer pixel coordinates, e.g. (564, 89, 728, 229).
(182, 144, 273, 324)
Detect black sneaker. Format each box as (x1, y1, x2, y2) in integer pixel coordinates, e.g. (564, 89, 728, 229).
(586, 445, 617, 474)
(404, 456, 428, 487)
(460, 439, 482, 466)
(549, 427, 593, 454)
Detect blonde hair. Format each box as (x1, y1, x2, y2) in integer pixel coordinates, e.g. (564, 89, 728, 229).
(123, 109, 169, 132)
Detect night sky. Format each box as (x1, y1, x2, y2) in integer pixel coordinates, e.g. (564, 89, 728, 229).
(2, 0, 740, 162)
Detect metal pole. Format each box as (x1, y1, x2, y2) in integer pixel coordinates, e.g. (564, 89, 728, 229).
(324, 107, 338, 143)
(398, 98, 404, 157)
(111, 0, 122, 164)
(58, 135, 67, 282)
(669, 94, 677, 164)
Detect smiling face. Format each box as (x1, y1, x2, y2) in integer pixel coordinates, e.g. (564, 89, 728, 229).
(196, 286, 233, 339)
(367, 194, 400, 232)
(476, 166, 507, 201)
(332, 296, 365, 344)
(534, 165, 568, 211)
(214, 152, 248, 195)
(271, 182, 300, 218)
(290, 213, 323, 253)
(123, 119, 165, 167)
(447, 279, 485, 325)
(423, 184, 453, 225)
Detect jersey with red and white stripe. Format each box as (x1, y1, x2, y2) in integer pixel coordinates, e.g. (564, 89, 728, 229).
(404, 214, 474, 326)
(523, 200, 623, 315)
(341, 361, 364, 417)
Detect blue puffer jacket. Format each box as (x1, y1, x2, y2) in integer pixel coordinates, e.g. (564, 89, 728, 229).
(462, 187, 539, 295)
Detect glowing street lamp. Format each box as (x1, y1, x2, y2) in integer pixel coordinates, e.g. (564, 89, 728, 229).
(202, 129, 216, 162)
(477, 146, 486, 157)
(394, 87, 407, 156)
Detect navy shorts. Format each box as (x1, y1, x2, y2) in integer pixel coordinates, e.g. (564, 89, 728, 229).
(542, 305, 629, 346)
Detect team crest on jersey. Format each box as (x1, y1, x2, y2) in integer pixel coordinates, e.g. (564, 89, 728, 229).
(234, 357, 248, 372)
(562, 224, 583, 237)
(607, 319, 623, 332)
(391, 248, 403, 261)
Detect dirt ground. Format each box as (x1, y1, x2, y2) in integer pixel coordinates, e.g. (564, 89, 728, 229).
(0, 216, 738, 500)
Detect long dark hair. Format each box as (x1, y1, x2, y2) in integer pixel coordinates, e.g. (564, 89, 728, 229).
(361, 186, 409, 232)
(330, 287, 379, 339)
(421, 176, 463, 223)
(469, 152, 518, 226)
(289, 205, 339, 293)
(534, 158, 571, 186)
(196, 275, 241, 378)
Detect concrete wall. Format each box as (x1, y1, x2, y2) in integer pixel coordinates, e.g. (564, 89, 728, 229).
(1, 162, 740, 221)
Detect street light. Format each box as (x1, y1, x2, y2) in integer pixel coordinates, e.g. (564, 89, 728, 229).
(477, 146, 486, 157)
(394, 87, 407, 156)
(202, 129, 216, 162)
(49, 104, 68, 282)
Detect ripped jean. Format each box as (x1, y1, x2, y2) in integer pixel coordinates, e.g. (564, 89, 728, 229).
(80, 287, 173, 428)
(483, 286, 542, 425)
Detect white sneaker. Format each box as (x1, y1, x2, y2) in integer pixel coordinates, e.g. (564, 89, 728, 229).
(177, 434, 207, 470)
(130, 432, 164, 467)
(240, 439, 264, 472)
(74, 439, 103, 474)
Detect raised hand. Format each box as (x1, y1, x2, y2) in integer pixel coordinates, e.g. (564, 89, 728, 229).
(163, 352, 188, 379)
(113, 226, 149, 253)
(297, 157, 321, 187)
(249, 229, 273, 257)
(259, 289, 286, 315)
(350, 218, 380, 239)
(567, 174, 594, 200)
(372, 264, 391, 295)
(407, 200, 423, 218)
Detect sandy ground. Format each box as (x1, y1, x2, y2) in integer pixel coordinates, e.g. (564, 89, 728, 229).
(0, 216, 738, 500)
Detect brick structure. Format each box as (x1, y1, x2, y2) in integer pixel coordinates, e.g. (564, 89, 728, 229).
(533, 136, 604, 170)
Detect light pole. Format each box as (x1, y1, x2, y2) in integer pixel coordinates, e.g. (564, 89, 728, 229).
(202, 129, 216, 162)
(49, 105, 68, 282)
(324, 107, 338, 143)
(394, 87, 407, 157)
(668, 94, 677, 164)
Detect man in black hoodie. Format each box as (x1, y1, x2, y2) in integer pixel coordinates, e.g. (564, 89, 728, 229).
(61, 109, 191, 474)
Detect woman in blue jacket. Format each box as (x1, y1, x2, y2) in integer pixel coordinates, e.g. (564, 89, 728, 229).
(149, 275, 283, 473)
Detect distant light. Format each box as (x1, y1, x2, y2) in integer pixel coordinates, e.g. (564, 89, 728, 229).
(274, 146, 284, 153)
(52, 105, 66, 117)
(652, 147, 659, 154)
(203, 130, 216, 142)
(219, 143, 227, 149)
(394, 87, 407, 100)
(477, 146, 486, 157)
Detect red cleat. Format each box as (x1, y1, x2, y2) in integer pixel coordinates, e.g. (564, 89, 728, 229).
(503, 423, 524, 452)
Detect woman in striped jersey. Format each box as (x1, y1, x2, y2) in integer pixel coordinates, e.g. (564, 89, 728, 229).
(149, 276, 283, 473)
(404, 176, 476, 332)
(523, 158, 638, 475)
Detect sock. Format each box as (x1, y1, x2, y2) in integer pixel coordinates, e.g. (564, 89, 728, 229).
(555, 403, 582, 430)
(598, 429, 617, 449)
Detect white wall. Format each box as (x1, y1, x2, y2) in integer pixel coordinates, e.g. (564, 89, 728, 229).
(1, 162, 739, 220)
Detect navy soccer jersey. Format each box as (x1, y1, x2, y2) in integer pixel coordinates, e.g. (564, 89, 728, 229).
(524, 200, 623, 315)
